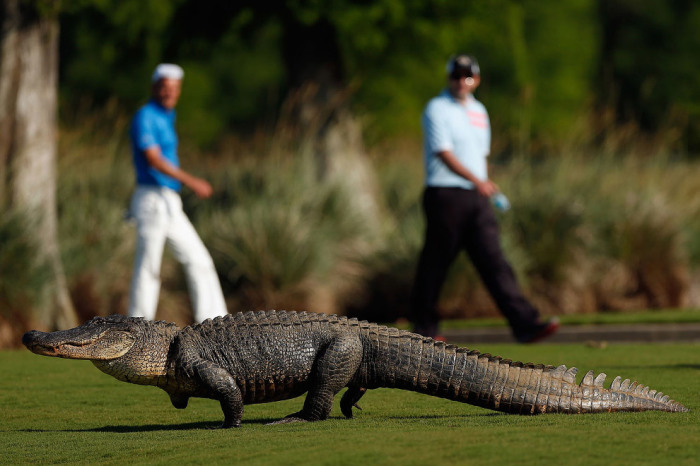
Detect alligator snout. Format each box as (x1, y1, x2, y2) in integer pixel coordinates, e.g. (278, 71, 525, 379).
(22, 330, 44, 348)
(22, 330, 63, 356)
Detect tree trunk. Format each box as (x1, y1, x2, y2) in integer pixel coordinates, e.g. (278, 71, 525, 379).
(0, 0, 77, 330)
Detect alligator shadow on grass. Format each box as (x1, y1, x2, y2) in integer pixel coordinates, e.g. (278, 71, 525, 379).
(19, 414, 498, 433)
(22, 420, 272, 433)
(21, 422, 215, 433)
(19, 417, 338, 433)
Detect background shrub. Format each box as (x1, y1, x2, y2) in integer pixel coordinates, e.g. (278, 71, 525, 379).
(48, 113, 700, 327)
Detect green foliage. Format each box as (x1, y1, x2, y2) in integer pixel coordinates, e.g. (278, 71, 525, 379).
(599, 0, 700, 150)
(175, 17, 285, 146)
(332, 0, 598, 146)
(54, 0, 698, 153)
(2, 343, 698, 464)
(59, 0, 185, 104)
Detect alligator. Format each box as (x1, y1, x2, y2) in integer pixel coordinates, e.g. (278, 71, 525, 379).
(22, 311, 688, 428)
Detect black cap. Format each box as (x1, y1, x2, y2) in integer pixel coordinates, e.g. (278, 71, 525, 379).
(446, 55, 480, 78)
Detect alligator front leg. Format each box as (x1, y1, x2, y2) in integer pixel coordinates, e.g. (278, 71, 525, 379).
(180, 355, 244, 428)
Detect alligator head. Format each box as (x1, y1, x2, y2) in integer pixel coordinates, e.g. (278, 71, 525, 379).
(23, 315, 180, 385)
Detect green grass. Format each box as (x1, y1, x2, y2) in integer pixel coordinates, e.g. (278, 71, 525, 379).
(2, 343, 698, 465)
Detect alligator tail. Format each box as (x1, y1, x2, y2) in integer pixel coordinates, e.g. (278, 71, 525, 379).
(376, 333, 688, 414)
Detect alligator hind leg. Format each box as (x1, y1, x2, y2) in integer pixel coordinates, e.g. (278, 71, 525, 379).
(270, 335, 363, 424)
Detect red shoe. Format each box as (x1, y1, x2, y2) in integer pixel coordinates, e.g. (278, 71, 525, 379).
(516, 318, 560, 344)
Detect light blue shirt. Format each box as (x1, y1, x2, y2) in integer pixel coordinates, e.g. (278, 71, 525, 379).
(130, 100, 181, 191)
(422, 89, 491, 189)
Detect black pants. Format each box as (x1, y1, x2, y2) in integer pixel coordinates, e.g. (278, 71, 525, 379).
(410, 187, 541, 338)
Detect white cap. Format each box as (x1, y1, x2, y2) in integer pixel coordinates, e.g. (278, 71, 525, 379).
(151, 63, 184, 83)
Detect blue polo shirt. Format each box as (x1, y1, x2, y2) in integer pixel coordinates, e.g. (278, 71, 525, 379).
(422, 89, 491, 189)
(130, 100, 181, 191)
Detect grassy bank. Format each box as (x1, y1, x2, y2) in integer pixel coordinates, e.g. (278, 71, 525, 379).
(2, 342, 697, 464)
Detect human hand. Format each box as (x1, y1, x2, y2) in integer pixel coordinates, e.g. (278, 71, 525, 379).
(475, 179, 499, 198)
(188, 177, 213, 199)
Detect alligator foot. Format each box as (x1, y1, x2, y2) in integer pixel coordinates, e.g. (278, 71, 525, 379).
(340, 387, 367, 418)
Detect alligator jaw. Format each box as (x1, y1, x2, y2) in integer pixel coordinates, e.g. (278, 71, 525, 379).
(22, 329, 135, 360)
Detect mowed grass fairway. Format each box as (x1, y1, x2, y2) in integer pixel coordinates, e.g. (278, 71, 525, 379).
(2, 342, 698, 465)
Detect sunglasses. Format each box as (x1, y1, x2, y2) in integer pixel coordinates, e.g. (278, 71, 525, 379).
(450, 74, 475, 84)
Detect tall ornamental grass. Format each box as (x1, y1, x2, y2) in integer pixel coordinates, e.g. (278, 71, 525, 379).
(201, 151, 376, 315)
(0, 211, 50, 345)
(361, 150, 700, 321)
(2, 111, 694, 341)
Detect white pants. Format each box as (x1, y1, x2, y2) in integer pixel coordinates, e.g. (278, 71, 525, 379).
(127, 186, 228, 322)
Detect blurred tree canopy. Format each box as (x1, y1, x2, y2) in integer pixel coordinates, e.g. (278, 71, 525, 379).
(57, 0, 699, 153)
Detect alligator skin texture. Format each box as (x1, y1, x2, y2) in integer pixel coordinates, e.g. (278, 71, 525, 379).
(22, 311, 689, 428)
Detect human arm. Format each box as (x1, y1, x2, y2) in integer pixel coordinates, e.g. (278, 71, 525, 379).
(435, 150, 498, 197)
(143, 146, 213, 198)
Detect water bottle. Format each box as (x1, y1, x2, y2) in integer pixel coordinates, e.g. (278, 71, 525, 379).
(491, 192, 510, 212)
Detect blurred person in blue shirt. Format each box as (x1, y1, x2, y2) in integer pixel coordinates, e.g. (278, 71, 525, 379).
(128, 63, 228, 323)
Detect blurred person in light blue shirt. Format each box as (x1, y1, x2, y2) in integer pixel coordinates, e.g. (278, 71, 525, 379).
(410, 55, 558, 343)
(423, 89, 491, 190)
